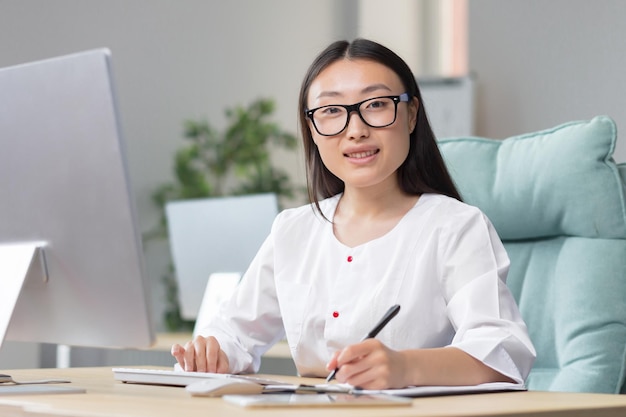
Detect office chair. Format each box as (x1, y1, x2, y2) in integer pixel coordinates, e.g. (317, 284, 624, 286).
(438, 116, 626, 393)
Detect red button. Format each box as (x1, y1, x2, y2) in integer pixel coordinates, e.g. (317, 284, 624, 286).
(347, 256, 353, 262)
(333, 311, 339, 318)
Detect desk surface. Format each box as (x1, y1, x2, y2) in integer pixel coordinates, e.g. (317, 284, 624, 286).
(1, 367, 626, 417)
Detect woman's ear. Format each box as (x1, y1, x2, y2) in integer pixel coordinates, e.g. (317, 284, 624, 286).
(409, 97, 419, 133)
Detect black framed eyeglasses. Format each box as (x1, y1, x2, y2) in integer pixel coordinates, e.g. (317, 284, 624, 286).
(305, 93, 411, 137)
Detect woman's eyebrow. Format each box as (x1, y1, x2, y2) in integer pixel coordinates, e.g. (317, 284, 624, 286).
(315, 91, 341, 100)
(361, 84, 392, 95)
(315, 84, 392, 100)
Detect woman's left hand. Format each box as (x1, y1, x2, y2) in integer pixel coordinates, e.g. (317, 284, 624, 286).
(326, 339, 409, 389)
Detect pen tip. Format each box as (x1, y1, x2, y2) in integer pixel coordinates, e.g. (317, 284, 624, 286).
(326, 369, 337, 383)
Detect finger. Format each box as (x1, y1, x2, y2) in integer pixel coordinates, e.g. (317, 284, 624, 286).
(182, 340, 198, 372)
(216, 349, 230, 374)
(336, 341, 373, 367)
(193, 337, 209, 372)
(343, 343, 398, 389)
(335, 355, 370, 384)
(344, 357, 391, 389)
(345, 367, 380, 389)
(171, 344, 185, 368)
(332, 342, 371, 382)
(335, 340, 385, 385)
(204, 336, 221, 373)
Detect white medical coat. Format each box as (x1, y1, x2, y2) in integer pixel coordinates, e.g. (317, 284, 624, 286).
(196, 193, 536, 383)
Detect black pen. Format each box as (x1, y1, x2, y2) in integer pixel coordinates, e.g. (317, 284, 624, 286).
(326, 304, 401, 383)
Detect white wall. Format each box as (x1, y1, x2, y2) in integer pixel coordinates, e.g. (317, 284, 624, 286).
(4, 0, 623, 337)
(468, 0, 626, 163)
(0, 0, 350, 331)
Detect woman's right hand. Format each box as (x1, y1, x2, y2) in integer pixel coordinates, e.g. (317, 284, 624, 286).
(171, 335, 230, 373)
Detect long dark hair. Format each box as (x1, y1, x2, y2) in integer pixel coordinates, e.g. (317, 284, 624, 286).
(298, 38, 461, 216)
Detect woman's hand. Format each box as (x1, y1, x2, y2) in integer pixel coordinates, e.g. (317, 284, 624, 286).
(326, 339, 408, 389)
(328, 342, 516, 389)
(171, 335, 229, 373)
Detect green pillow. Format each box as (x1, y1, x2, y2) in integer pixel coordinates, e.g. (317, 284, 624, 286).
(438, 116, 626, 240)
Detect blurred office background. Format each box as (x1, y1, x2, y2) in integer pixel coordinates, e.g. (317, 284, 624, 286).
(1, 0, 625, 367)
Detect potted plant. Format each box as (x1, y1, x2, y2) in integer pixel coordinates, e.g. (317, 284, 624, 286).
(145, 98, 299, 331)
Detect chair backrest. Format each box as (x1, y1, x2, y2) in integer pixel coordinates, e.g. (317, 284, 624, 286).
(438, 116, 626, 393)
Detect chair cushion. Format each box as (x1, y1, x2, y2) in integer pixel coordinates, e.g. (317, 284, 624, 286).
(437, 116, 626, 393)
(438, 116, 626, 240)
(505, 237, 626, 393)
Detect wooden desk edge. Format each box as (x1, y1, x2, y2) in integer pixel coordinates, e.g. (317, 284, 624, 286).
(2, 367, 626, 417)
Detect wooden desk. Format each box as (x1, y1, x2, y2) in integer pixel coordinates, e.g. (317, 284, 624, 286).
(1, 367, 626, 417)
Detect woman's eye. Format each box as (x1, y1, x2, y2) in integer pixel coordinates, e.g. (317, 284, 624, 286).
(320, 106, 342, 116)
(367, 99, 388, 110)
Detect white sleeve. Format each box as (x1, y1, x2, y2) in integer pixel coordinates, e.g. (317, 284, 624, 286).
(439, 208, 536, 383)
(194, 230, 285, 374)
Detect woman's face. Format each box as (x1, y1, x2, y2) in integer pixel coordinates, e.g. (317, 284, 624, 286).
(306, 58, 418, 193)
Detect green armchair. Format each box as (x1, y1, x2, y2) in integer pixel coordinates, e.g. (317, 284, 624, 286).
(438, 116, 626, 393)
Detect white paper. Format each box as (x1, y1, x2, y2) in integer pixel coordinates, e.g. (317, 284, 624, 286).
(355, 382, 527, 397)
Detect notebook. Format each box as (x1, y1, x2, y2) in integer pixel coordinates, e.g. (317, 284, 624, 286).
(113, 367, 361, 396)
(112, 367, 525, 397)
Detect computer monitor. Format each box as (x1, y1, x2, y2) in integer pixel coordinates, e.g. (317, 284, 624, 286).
(0, 49, 155, 350)
(166, 193, 278, 320)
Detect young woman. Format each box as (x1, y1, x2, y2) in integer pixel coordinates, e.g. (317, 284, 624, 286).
(172, 39, 535, 390)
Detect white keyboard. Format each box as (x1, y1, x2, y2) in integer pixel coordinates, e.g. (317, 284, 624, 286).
(112, 367, 288, 387)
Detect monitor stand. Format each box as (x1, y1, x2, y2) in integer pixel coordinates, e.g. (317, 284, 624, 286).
(0, 243, 80, 394)
(0, 242, 48, 348)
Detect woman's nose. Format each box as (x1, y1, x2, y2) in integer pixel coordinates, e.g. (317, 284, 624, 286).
(344, 111, 369, 140)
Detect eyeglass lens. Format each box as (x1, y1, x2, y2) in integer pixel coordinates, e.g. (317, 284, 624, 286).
(312, 97, 398, 136)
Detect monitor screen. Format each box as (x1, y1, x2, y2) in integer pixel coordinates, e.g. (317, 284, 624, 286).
(0, 49, 155, 349)
(166, 193, 278, 320)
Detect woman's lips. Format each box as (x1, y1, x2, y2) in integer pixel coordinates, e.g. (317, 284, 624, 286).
(344, 149, 380, 158)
